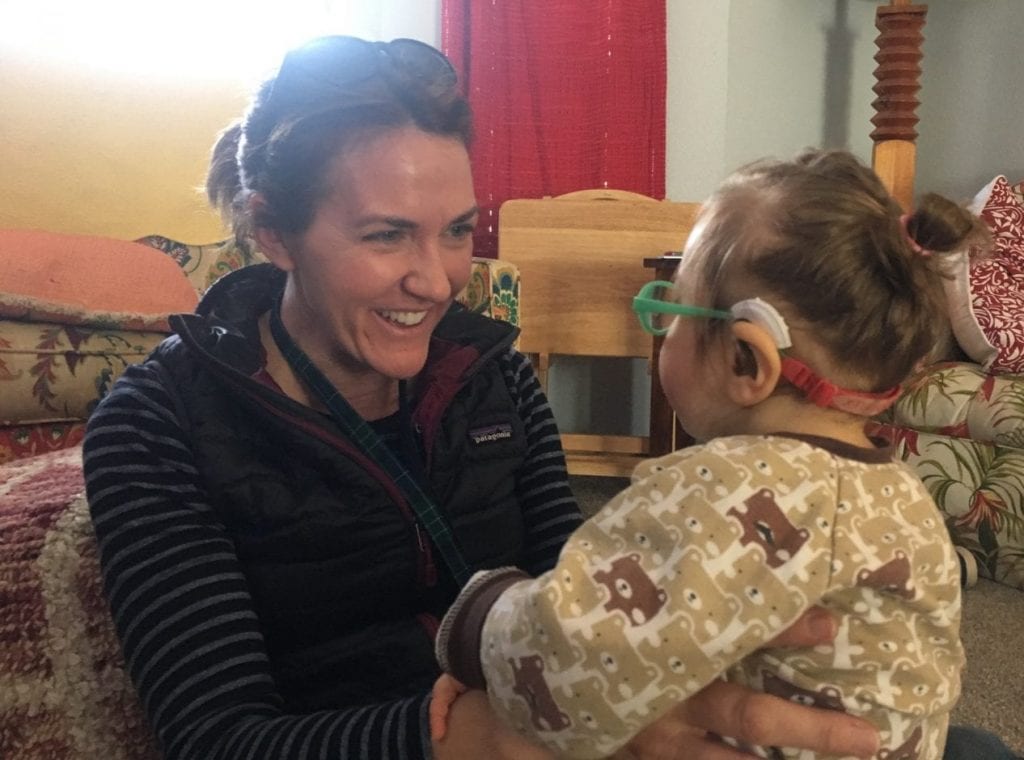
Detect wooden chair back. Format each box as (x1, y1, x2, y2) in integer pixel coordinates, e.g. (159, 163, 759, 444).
(498, 189, 701, 476)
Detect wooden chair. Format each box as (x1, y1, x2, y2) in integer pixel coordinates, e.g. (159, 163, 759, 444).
(498, 189, 700, 477)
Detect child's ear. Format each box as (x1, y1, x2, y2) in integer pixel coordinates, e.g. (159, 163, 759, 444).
(724, 320, 782, 407)
(250, 194, 296, 272)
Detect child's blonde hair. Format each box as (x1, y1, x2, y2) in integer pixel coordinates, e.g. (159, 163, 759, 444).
(686, 148, 988, 391)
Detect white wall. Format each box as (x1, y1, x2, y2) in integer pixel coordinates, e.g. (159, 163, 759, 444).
(343, 1, 441, 46)
(917, 0, 1024, 200)
(667, 0, 878, 203)
(668, 0, 1024, 205)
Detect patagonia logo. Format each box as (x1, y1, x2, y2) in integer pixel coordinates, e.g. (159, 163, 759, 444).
(469, 423, 513, 445)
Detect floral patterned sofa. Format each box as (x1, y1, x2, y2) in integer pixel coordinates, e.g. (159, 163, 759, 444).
(0, 232, 519, 759)
(872, 175, 1024, 593)
(873, 365, 1024, 591)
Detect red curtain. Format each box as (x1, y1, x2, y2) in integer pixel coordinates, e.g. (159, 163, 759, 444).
(440, 1, 666, 258)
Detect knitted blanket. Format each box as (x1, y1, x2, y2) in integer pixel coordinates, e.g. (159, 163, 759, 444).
(0, 446, 159, 759)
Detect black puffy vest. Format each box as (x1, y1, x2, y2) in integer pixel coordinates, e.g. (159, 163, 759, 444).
(153, 265, 530, 710)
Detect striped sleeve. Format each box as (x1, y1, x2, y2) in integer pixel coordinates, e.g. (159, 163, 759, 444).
(499, 349, 584, 575)
(83, 360, 432, 760)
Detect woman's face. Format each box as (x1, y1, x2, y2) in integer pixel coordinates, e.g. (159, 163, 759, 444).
(274, 126, 477, 383)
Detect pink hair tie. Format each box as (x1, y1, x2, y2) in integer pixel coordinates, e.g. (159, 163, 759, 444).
(900, 213, 929, 256)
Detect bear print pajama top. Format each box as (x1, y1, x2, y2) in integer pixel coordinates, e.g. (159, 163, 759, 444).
(436, 433, 964, 760)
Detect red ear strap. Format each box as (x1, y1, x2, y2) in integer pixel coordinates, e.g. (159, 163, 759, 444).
(780, 357, 901, 416)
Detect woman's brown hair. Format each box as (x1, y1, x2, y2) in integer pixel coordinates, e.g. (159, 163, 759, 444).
(206, 37, 472, 242)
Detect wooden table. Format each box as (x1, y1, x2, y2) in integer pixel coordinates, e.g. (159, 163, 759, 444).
(643, 253, 694, 456)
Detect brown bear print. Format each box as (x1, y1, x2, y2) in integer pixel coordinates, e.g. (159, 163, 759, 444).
(727, 488, 809, 568)
(762, 671, 845, 711)
(856, 551, 915, 600)
(509, 654, 571, 731)
(593, 553, 667, 626)
(878, 725, 922, 760)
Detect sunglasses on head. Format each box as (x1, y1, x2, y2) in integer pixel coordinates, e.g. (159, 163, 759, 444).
(267, 36, 458, 110)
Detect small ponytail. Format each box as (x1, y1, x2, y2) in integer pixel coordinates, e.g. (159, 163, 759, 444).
(205, 121, 246, 238)
(904, 192, 991, 258)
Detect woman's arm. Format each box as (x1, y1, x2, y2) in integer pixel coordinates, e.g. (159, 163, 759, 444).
(84, 361, 432, 760)
(501, 349, 584, 574)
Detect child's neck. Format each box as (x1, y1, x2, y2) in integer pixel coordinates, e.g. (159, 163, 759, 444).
(727, 394, 875, 448)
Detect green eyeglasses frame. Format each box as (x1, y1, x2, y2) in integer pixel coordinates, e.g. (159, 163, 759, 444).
(632, 280, 732, 336)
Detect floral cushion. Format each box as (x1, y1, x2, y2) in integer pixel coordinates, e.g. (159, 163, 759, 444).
(956, 176, 1024, 374)
(0, 446, 159, 759)
(885, 362, 1024, 448)
(941, 250, 998, 368)
(0, 321, 165, 426)
(872, 362, 1024, 590)
(0, 236, 261, 434)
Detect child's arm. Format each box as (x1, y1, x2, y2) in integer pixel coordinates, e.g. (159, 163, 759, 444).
(436, 442, 837, 759)
(436, 566, 531, 689)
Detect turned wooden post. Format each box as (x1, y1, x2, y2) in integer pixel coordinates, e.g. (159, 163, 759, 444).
(870, 0, 927, 211)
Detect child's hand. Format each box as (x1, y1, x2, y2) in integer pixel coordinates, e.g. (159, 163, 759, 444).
(429, 673, 469, 741)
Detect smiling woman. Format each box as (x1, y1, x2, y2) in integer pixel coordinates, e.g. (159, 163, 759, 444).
(78, 33, 586, 760)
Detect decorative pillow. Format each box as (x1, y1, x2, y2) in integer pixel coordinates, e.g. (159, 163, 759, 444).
(946, 176, 1024, 374)
(941, 251, 998, 368)
(0, 446, 160, 759)
(0, 320, 165, 426)
(0, 230, 198, 332)
(136, 235, 268, 295)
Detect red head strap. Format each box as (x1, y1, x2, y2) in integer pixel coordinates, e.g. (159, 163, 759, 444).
(780, 357, 901, 417)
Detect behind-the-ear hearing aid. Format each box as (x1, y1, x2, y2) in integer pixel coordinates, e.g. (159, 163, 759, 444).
(730, 297, 792, 349)
(729, 297, 900, 416)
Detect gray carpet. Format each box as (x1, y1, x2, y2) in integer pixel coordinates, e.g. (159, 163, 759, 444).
(569, 475, 1024, 754)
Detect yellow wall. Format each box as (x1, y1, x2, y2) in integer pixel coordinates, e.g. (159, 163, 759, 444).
(0, 52, 250, 243)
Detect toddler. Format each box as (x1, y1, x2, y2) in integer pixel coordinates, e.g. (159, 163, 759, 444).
(434, 149, 986, 759)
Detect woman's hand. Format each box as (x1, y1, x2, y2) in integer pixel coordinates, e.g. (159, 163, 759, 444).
(429, 673, 469, 741)
(613, 608, 881, 760)
(431, 688, 556, 760)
